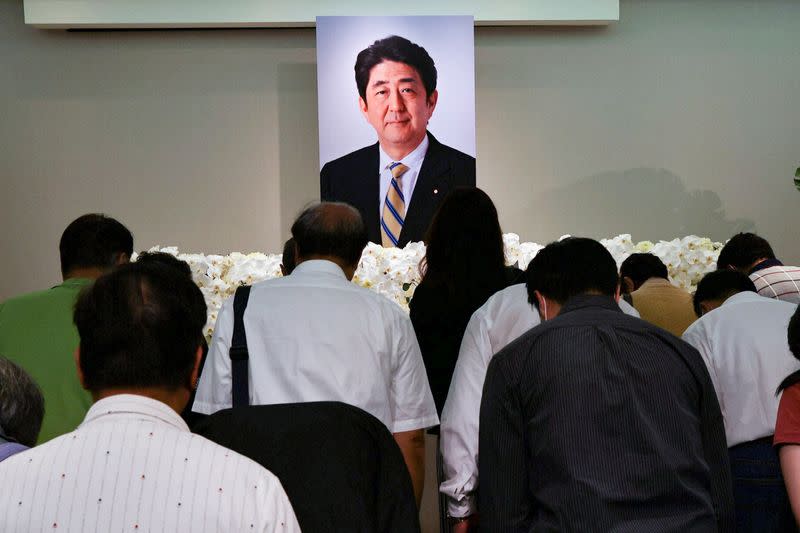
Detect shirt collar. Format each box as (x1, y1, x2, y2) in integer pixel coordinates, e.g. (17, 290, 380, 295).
(81, 394, 189, 432)
(379, 133, 430, 170)
(721, 290, 763, 307)
(292, 259, 347, 279)
(57, 277, 94, 289)
(749, 258, 784, 273)
(638, 277, 672, 289)
(558, 294, 622, 315)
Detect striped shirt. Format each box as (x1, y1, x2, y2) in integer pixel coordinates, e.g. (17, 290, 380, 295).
(0, 394, 300, 532)
(750, 264, 800, 304)
(479, 295, 734, 532)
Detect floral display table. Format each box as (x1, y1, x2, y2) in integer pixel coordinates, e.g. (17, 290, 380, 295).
(139, 234, 722, 338)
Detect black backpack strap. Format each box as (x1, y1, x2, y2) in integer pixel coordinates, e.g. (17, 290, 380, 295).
(230, 285, 252, 408)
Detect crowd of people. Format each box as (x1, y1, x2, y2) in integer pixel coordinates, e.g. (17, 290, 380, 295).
(1, 193, 799, 532)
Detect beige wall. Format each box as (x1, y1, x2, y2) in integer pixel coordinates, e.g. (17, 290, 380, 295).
(1, 0, 799, 301)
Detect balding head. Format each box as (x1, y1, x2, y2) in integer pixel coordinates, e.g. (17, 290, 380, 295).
(291, 202, 368, 276)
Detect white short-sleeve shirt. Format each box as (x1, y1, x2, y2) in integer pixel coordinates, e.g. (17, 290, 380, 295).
(0, 394, 300, 532)
(440, 284, 640, 517)
(194, 259, 439, 433)
(682, 291, 800, 447)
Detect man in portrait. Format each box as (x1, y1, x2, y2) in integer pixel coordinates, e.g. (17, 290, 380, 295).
(320, 35, 476, 248)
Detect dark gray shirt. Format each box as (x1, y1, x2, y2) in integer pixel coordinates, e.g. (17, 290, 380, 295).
(479, 295, 734, 532)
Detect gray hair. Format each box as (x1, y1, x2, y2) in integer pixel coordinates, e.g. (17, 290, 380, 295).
(0, 355, 45, 447)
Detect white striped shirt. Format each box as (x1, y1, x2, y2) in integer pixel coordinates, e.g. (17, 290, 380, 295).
(0, 394, 300, 532)
(750, 264, 800, 304)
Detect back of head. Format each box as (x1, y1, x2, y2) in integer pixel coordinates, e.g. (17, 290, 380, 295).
(0, 355, 45, 447)
(421, 188, 506, 305)
(136, 251, 192, 278)
(716, 232, 775, 271)
(526, 237, 619, 307)
(59, 214, 134, 278)
(291, 202, 368, 268)
(620, 253, 669, 291)
(692, 269, 757, 317)
(355, 35, 437, 100)
(73, 262, 207, 393)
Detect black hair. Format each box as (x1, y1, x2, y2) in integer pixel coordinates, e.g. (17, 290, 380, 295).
(0, 355, 45, 447)
(776, 307, 800, 393)
(716, 232, 775, 271)
(281, 238, 297, 275)
(73, 262, 206, 392)
(526, 237, 619, 308)
(419, 187, 507, 310)
(692, 269, 757, 317)
(136, 251, 192, 279)
(291, 203, 368, 267)
(620, 253, 669, 290)
(59, 214, 133, 277)
(355, 35, 437, 101)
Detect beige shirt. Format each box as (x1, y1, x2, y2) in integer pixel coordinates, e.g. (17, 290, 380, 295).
(630, 277, 697, 337)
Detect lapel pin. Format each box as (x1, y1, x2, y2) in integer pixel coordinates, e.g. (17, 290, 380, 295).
(433, 189, 439, 194)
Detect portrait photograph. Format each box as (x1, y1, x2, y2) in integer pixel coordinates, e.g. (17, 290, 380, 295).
(317, 15, 476, 247)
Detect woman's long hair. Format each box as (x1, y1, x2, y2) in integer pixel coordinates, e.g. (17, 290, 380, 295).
(777, 306, 800, 393)
(419, 187, 508, 310)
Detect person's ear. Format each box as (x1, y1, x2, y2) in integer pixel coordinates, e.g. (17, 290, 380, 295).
(114, 252, 130, 266)
(614, 284, 621, 303)
(534, 290, 547, 320)
(621, 276, 635, 294)
(74, 347, 88, 390)
(189, 346, 203, 391)
(359, 96, 369, 118)
(426, 89, 438, 120)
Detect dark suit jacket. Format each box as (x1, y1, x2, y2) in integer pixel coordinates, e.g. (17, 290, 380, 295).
(320, 132, 476, 247)
(194, 402, 421, 533)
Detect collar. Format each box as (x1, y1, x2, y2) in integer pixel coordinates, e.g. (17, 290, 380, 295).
(749, 258, 784, 273)
(638, 277, 672, 289)
(379, 133, 430, 171)
(57, 277, 94, 290)
(81, 394, 189, 432)
(558, 294, 622, 316)
(721, 290, 763, 307)
(292, 259, 347, 280)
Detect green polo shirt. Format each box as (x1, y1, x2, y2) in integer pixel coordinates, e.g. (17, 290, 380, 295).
(0, 278, 93, 443)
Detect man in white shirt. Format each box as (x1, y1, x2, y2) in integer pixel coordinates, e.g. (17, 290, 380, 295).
(194, 202, 439, 505)
(683, 269, 799, 531)
(440, 281, 641, 530)
(716, 232, 800, 304)
(0, 261, 299, 532)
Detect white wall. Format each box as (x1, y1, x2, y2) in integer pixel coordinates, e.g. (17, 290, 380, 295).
(1, 0, 799, 301)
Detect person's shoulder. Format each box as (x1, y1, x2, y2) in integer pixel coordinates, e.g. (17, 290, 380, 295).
(1, 286, 59, 310)
(427, 133, 475, 165)
(186, 431, 283, 483)
(321, 143, 378, 174)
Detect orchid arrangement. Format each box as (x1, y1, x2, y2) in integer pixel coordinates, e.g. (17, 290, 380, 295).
(136, 234, 723, 339)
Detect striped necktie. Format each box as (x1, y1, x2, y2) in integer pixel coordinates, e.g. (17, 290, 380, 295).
(381, 162, 409, 247)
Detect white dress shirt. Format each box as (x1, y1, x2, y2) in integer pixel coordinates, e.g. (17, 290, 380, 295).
(682, 291, 800, 447)
(439, 284, 640, 517)
(0, 394, 300, 532)
(194, 259, 439, 433)
(378, 134, 429, 217)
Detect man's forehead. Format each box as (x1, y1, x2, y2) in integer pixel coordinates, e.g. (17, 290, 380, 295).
(368, 60, 422, 84)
